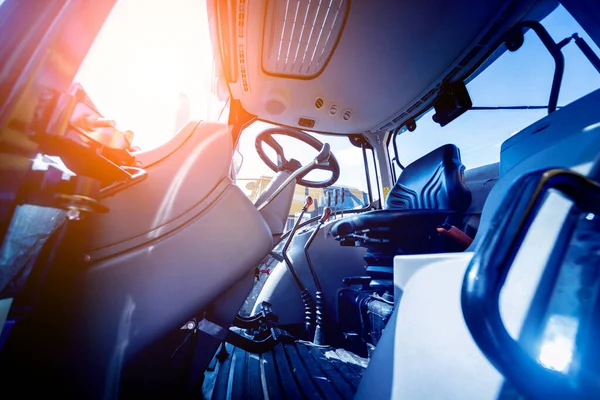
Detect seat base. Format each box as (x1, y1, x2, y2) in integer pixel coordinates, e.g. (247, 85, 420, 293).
(203, 341, 368, 399)
(333, 209, 467, 265)
(332, 209, 456, 237)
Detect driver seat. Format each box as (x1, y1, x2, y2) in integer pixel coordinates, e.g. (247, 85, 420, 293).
(331, 144, 471, 281)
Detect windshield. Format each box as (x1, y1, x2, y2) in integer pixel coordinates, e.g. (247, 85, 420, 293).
(389, 4, 600, 173)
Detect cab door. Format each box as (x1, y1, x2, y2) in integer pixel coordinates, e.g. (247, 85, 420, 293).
(0, 0, 117, 242)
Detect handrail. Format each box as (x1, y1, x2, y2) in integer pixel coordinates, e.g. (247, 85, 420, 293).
(462, 168, 600, 399)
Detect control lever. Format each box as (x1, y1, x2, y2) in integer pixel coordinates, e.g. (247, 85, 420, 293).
(282, 196, 315, 338)
(304, 206, 333, 345)
(334, 189, 339, 219)
(340, 188, 345, 218)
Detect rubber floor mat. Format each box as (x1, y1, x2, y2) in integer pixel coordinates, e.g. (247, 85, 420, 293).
(202, 341, 368, 399)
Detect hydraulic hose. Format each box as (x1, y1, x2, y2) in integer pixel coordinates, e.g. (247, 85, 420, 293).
(281, 196, 314, 338)
(304, 206, 332, 345)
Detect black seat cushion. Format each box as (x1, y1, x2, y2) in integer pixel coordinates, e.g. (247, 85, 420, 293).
(331, 209, 455, 237)
(331, 209, 458, 259)
(330, 144, 471, 255)
(386, 144, 471, 212)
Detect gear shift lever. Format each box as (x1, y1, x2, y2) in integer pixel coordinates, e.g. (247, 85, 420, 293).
(281, 196, 314, 338)
(304, 206, 333, 345)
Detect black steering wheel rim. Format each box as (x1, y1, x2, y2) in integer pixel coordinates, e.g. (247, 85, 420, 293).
(255, 127, 340, 188)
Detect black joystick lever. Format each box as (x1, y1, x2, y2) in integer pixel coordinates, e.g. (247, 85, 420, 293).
(282, 196, 314, 338)
(334, 189, 339, 218)
(304, 206, 333, 345)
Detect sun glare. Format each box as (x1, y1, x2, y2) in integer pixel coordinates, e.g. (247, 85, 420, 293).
(539, 336, 574, 373)
(538, 315, 578, 373)
(75, 0, 217, 150)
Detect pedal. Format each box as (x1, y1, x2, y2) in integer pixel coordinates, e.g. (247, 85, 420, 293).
(198, 302, 295, 354)
(233, 301, 279, 330)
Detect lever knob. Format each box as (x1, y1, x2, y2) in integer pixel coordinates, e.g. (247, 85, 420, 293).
(303, 196, 313, 211)
(320, 206, 332, 223)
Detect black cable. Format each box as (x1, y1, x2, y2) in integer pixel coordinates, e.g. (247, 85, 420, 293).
(470, 105, 563, 110)
(303, 208, 332, 345)
(281, 198, 314, 338)
(282, 212, 310, 291)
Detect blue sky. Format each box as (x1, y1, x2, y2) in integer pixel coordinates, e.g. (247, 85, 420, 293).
(393, 4, 600, 170)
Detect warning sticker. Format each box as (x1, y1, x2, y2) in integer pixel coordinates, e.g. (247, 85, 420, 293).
(383, 186, 390, 201)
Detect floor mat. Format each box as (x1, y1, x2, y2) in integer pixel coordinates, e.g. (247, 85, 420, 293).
(202, 341, 368, 399)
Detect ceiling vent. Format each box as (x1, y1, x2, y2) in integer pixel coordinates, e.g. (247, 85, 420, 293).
(262, 0, 350, 79)
(342, 109, 352, 121)
(238, 44, 250, 92)
(238, 0, 246, 38)
(329, 103, 338, 115)
(315, 97, 324, 109)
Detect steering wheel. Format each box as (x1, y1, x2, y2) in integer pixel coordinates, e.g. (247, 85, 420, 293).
(255, 127, 340, 188)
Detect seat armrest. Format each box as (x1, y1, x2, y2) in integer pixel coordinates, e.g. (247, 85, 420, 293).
(331, 209, 456, 237)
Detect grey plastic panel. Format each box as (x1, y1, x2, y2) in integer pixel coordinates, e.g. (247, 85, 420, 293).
(1, 121, 274, 398)
(463, 162, 499, 215)
(356, 254, 500, 400)
(186, 271, 255, 386)
(393, 252, 475, 294)
(254, 170, 296, 237)
(474, 89, 600, 247)
(254, 219, 366, 325)
(84, 121, 235, 256)
(74, 185, 271, 396)
(132, 120, 201, 167)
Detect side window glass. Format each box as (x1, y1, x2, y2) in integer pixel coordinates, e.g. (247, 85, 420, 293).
(73, 0, 224, 150)
(391, 5, 600, 170)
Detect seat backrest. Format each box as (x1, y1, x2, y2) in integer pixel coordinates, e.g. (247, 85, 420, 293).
(386, 144, 471, 212)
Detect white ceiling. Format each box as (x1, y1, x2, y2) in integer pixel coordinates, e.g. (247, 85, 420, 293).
(218, 0, 552, 135)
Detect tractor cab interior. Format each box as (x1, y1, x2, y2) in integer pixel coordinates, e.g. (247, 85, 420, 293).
(0, 0, 600, 399)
